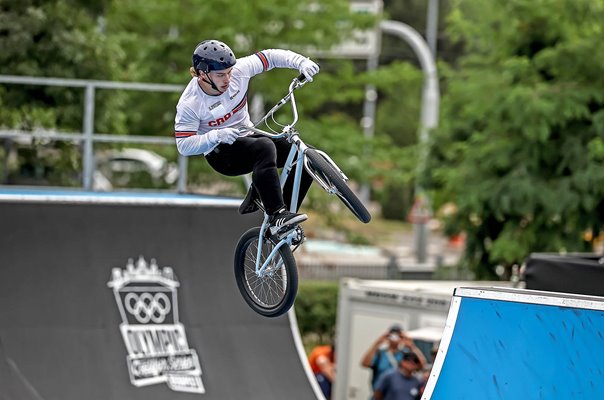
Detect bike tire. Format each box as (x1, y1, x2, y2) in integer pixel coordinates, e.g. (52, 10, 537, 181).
(305, 149, 372, 223)
(234, 227, 298, 318)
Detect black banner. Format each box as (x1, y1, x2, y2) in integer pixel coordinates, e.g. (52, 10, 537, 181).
(524, 253, 604, 296)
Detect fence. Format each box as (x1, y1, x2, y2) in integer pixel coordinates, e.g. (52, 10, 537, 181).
(0, 75, 188, 191)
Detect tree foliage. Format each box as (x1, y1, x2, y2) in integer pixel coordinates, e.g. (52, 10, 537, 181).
(98, 0, 421, 199)
(430, 0, 604, 278)
(0, 0, 381, 183)
(0, 0, 129, 185)
(103, 0, 374, 131)
(295, 280, 339, 345)
(0, 0, 128, 132)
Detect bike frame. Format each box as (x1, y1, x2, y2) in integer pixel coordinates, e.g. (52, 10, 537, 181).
(240, 76, 346, 278)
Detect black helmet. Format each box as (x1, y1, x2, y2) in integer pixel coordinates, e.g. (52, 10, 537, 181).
(192, 40, 236, 73)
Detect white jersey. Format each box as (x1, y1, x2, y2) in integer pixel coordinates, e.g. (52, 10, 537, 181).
(174, 49, 307, 156)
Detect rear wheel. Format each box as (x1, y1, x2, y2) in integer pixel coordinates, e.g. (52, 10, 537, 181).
(305, 149, 371, 223)
(234, 227, 298, 317)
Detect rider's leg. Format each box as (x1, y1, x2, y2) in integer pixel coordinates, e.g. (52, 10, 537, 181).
(246, 136, 284, 215)
(205, 136, 306, 226)
(245, 137, 307, 229)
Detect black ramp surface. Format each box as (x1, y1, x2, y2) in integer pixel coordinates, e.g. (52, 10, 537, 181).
(0, 201, 318, 400)
(0, 337, 43, 400)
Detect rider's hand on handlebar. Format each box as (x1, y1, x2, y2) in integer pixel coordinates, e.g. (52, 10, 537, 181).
(207, 127, 239, 145)
(298, 58, 320, 82)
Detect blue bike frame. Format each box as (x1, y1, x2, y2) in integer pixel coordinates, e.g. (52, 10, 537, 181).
(240, 75, 347, 278)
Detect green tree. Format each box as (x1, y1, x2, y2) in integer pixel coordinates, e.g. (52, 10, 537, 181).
(103, 0, 412, 196)
(1, 0, 429, 203)
(0, 0, 127, 132)
(296, 281, 339, 346)
(430, 0, 604, 278)
(371, 61, 423, 219)
(103, 0, 375, 131)
(0, 0, 128, 184)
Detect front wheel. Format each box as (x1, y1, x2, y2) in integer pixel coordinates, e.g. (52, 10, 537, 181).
(234, 227, 298, 318)
(305, 149, 371, 223)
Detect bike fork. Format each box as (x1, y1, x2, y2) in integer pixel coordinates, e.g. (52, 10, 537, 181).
(255, 217, 298, 277)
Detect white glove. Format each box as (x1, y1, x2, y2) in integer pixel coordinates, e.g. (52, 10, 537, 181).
(298, 58, 320, 82)
(207, 127, 239, 145)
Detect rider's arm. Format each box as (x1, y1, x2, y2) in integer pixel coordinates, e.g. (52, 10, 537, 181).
(175, 134, 212, 156)
(260, 49, 314, 71)
(174, 103, 216, 156)
(236, 49, 317, 77)
(175, 128, 239, 156)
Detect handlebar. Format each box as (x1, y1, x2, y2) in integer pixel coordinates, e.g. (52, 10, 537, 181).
(238, 74, 309, 138)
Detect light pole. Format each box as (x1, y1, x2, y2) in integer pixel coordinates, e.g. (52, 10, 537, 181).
(426, 0, 440, 56)
(379, 20, 440, 263)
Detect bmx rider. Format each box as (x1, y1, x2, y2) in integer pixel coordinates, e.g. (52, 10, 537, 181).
(174, 40, 319, 233)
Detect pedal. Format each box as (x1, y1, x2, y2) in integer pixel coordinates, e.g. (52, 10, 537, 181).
(291, 226, 305, 246)
(269, 225, 306, 246)
(270, 223, 297, 238)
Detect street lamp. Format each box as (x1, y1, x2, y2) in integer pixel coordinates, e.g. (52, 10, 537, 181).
(380, 20, 440, 263)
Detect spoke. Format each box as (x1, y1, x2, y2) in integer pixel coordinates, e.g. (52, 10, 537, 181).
(241, 236, 289, 308)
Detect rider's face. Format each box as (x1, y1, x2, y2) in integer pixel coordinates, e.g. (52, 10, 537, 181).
(208, 68, 233, 92)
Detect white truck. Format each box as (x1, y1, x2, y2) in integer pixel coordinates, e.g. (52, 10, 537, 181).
(333, 278, 512, 400)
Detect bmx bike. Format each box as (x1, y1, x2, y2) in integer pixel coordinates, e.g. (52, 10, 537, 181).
(234, 74, 371, 318)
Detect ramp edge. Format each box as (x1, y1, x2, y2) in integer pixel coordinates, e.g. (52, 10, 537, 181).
(288, 309, 325, 400)
(454, 286, 604, 311)
(0, 192, 241, 207)
(420, 295, 462, 400)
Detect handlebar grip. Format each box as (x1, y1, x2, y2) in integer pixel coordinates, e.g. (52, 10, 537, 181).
(296, 73, 307, 83)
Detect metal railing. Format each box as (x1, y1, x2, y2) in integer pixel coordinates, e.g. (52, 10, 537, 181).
(0, 75, 188, 191)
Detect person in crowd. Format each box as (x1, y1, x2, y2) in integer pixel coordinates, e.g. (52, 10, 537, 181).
(308, 344, 336, 399)
(419, 343, 439, 395)
(372, 348, 424, 400)
(361, 324, 426, 395)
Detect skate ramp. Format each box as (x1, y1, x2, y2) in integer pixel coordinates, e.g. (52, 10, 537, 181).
(0, 337, 44, 400)
(422, 287, 604, 399)
(0, 190, 321, 400)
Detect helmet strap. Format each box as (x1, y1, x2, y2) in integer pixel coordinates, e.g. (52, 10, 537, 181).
(201, 71, 223, 94)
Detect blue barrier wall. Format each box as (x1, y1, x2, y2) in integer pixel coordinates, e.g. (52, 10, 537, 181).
(423, 288, 604, 400)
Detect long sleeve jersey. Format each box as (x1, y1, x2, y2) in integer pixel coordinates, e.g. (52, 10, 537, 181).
(174, 49, 308, 156)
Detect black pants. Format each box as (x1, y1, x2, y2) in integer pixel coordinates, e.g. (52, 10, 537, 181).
(205, 134, 313, 215)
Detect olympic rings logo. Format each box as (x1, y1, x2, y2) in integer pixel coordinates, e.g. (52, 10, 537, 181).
(124, 292, 171, 324)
